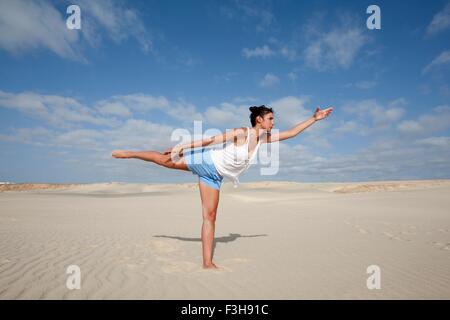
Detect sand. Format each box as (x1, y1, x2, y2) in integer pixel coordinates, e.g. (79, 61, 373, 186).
(1, 179, 450, 299)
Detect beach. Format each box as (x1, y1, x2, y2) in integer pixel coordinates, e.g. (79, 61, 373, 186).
(1, 179, 450, 299)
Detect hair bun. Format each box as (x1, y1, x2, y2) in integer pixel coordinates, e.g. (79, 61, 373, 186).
(249, 106, 258, 112)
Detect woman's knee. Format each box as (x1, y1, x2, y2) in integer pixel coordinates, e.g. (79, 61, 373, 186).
(202, 209, 217, 222)
(159, 154, 175, 167)
(164, 153, 187, 168)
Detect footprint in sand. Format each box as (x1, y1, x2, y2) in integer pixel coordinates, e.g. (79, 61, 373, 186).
(381, 232, 411, 242)
(159, 260, 233, 274)
(148, 240, 199, 273)
(223, 257, 249, 263)
(221, 257, 250, 267)
(399, 226, 418, 236)
(344, 221, 370, 235)
(148, 240, 233, 273)
(117, 256, 132, 263)
(354, 225, 370, 235)
(161, 261, 203, 273)
(149, 240, 179, 254)
(431, 241, 450, 251)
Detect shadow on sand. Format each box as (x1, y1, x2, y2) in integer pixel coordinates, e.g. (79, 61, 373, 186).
(153, 232, 268, 256)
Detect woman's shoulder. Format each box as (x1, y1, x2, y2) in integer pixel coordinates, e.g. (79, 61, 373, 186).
(227, 127, 248, 144)
(230, 127, 248, 136)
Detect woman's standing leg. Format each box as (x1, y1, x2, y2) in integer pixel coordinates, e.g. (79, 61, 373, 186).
(198, 181, 220, 269)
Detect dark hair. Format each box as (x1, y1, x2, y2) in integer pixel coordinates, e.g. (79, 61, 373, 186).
(249, 105, 274, 126)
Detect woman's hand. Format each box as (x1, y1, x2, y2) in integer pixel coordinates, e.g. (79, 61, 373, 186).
(313, 106, 333, 121)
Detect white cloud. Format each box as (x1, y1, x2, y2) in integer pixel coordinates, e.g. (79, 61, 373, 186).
(382, 108, 405, 122)
(397, 105, 450, 135)
(164, 99, 204, 124)
(95, 94, 170, 116)
(242, 42, 298, 62)
(422, 50, 450, 74)
(274, 136, 450, 182)
(96, 102, 132, 118)
(214, 72, 239, 83)
(426, 2, 450, 36)
(259, 73, 280, 87)
(301, 12, 368, 71)
(0, 90, 117, 128)
(334, 121, 363, 135)
(220, 1, 275, 32)
(209, 95, 328, 146)
(287, 72, 298, 81)
(269, 96, 311, 127)
(232, 96, 259, 103)
(0, 126, 54, 146)
(304, 27, 367, 71)
(397, 120, 424, 134)
(0, 118, 177, 152)
(0, 0, 152, 61)
(78, 0, 152, 52)
(342, 99, 406, 130)
(242, 45, 275, 59)
(416, 136, 450, 149)
(95, 94, 203, 124)
(204, 102, 249, 127)
(279, 46, 297, 61)
(0, 91, 204, 129)
(54, 129, 104, 149)
(2, 92, 450, 183)
(105, 119, 176, 150)
(0, 0, 81, 60)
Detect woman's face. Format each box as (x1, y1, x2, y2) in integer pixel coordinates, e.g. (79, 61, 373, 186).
(259, 112, 274, 131)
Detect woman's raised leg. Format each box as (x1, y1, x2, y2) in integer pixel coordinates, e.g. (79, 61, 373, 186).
(111, 150, 189, 171)
(198, 181, 221, 269)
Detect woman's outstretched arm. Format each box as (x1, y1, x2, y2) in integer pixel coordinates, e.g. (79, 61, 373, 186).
(265, 106, 333, 143)
(163, 128, 244, 155)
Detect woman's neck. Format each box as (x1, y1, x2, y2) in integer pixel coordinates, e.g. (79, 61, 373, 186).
(251, 125, 263, 141)
(250, 125, 263, 137)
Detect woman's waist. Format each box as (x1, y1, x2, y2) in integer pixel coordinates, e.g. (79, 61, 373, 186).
(211, 149, 248, 165)
(209, 159, 248, 178)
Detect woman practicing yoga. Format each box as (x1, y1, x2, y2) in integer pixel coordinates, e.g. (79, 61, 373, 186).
(112, 105, 333, 269)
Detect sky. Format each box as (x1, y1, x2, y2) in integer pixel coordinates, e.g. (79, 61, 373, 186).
(0, 0, 449, 184)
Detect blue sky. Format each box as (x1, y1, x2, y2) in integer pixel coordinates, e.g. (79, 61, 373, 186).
(0, 0, 449, 184)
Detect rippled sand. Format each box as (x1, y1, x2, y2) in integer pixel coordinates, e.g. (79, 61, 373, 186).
(1, 179, 450, 299)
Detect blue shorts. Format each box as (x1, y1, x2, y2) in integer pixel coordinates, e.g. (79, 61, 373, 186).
(184, 148, 223, 190)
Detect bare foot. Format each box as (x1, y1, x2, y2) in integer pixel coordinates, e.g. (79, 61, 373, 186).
(203, 262, 220, 270)
(112, 150, 132, 158)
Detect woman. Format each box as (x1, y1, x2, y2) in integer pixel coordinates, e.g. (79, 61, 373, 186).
(112, 105, 333, 269)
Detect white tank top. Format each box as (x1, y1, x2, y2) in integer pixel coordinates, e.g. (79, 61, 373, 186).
(210, 127, 261, 188)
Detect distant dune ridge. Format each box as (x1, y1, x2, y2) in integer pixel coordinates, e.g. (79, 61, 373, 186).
(0, 183, 79, 192)
(1, 179, 450, 193)
(1, 179, 450, 299)
(330, 179, 450, 193)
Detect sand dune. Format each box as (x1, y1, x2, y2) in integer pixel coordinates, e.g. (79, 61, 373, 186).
(1, 179, 450, 299)
(330, 179, 450, 193)
(0, 183, 79, 192)
(3, 179, 449, 194)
